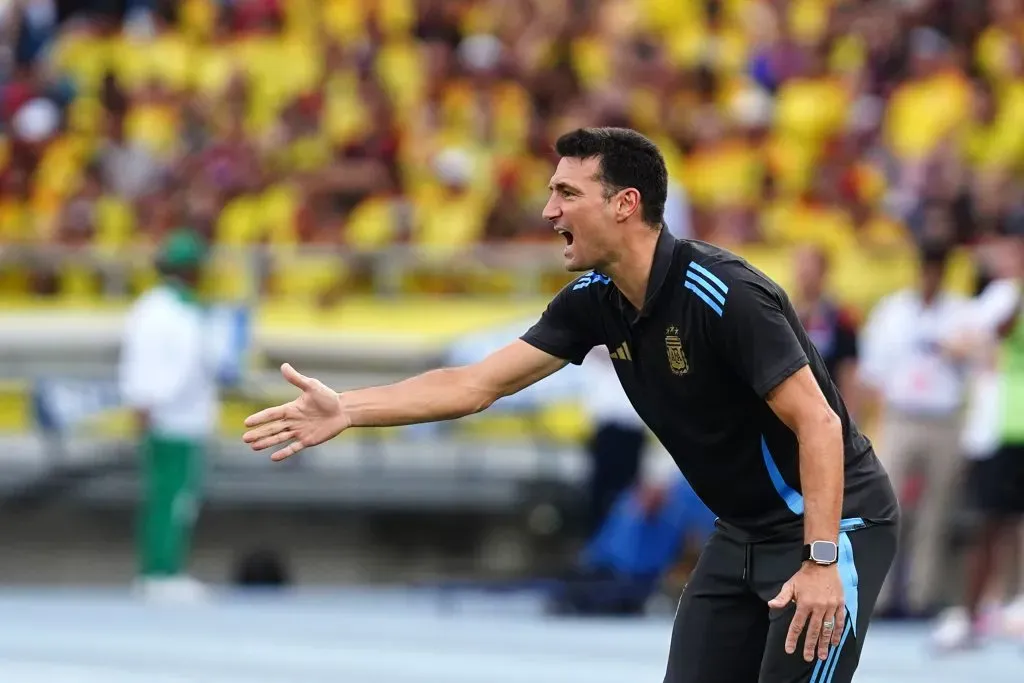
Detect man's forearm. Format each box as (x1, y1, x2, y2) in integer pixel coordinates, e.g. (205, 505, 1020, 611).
(338, 367, 494, 428)
(798, 413, 845, 543)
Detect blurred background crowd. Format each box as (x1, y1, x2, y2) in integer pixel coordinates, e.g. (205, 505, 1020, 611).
(3, 0, 1024, 301)
(1, 0, 1023, 663)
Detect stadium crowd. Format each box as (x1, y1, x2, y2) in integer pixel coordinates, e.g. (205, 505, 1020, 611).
(0, 0, 1023, 300)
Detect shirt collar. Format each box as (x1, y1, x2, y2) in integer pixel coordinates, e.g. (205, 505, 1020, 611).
(634, 227, 677, 321)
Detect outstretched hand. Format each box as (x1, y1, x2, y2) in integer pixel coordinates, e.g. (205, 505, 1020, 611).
(242, 363, 351, 461)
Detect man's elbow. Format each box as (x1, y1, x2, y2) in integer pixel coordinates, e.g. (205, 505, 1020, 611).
(469, 393, 498, 415)
(446, 366, 501, 416)
(796, 405, 843, 444)
(822, 406, 844, 440)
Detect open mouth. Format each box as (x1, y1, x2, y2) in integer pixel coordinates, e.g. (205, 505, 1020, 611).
(555, 227, 574, 246)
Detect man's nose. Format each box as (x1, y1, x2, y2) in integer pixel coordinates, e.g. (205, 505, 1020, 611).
(542, 199, 560, 222)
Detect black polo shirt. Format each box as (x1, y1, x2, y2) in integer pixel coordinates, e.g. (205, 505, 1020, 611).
(521, 229, 898, 541)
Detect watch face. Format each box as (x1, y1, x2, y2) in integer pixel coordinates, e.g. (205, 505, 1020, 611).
(811, 541, 839, 564)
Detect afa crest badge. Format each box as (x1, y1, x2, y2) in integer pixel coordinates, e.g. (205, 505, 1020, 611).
(665, 326, 688, 376)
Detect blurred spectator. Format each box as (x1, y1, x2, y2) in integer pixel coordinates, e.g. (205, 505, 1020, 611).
(932, 237, 1024, 648)
(859, 240, 972, 618)
(548, 474, 717, 617)
(791, 245, 860, 411)
(118, 228, 217, 603)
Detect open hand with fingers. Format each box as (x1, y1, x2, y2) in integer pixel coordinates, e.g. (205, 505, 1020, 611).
(768, 563, 846, 662)
(242, 363, 351, 461)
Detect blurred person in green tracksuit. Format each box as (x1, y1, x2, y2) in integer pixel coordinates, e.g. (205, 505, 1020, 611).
(118, 228, 218, 601)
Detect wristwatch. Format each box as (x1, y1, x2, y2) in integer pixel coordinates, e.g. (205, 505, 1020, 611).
(802, 540, 839, 566)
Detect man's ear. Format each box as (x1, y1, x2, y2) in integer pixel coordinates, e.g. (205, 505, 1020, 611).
(615, 187, 642, 222)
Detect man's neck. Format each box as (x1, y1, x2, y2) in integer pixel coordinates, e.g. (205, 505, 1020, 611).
(605, 229, 661, 312)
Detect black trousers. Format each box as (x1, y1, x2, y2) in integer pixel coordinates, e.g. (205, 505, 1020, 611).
(663, 521, 898, 683)
(587, 422, 645, 535)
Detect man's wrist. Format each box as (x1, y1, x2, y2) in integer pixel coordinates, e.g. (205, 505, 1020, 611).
(802, 539, 840, 566)
(335, 392, 356, 430)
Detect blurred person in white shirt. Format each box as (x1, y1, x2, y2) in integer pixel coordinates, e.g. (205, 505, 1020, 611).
(119, 228, 218, 602)
(859, 240, 972, 618)
(580, 345, 647, 536)
(932, 238, 1024, 649)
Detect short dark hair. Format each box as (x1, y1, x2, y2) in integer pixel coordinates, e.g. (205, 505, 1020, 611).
(554, 127, 668, 228)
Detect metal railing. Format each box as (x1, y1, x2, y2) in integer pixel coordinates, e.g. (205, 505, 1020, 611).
(0, 242, 575, 301)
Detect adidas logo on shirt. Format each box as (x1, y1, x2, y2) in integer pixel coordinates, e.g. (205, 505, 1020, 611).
(609, 342, 632, 361)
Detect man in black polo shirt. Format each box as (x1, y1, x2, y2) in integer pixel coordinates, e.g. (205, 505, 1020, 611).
(242, 127, 900, 683)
